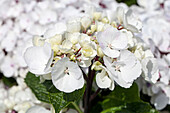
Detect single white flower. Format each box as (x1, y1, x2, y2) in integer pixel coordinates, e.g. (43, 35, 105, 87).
(65, 32, 80, 45)
(19, 14, 34, 30)
(44, 22, 67, 39)
(52, 57, 84, 93)
(1, 31, 17, 52)
(67, 19, 81, 33)
(124, 9, 142, 33)
(24, 43, 53, 75)
(0, 56, 17, 78)
(37, 9, 57, 25)
(59, 39, 73, 53)
(81, 16, 92, 30)
(97, 27, 128, 58)
(27, 24, 46, 36)
(137, 0, 159, 11)
(104, 50, 142, 88)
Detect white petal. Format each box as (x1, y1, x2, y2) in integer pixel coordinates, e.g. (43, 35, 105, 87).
(96, 70, 112, 89)
(97, 27, 127, 58)
(141, 58, 159, 83)
(151, 93, 169, 110)
(113, 72, 133, 88)
(119, 50, 136, 67)
(52, 57, 84, 93)
(121, 60, 142, 83)
(78, 59, 92, 67)
(26, 106, 51, 113)
(24, 43, 53, 75)
(103, 47, 120, 58)
(116, 7, 125, 24)
(111, 32, 128, 49)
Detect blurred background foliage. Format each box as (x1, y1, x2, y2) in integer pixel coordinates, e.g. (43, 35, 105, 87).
(116, 0, 138, 6)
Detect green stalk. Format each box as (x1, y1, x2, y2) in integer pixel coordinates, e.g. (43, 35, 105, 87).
(72, 102, 83, 113)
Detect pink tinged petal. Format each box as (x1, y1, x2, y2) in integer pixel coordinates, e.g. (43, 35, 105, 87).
(97, 27, 127, 58)
(0, 56, 15, 78)
(103, 48, 120, 58)
(111, 32, 128, 50)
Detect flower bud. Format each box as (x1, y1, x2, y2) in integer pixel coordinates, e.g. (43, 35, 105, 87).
(32, 36, 45, 46)
(91, 24, 97, 33)
(97, 45, 104, 57)
(91, 61, 102, 70)
(81, 16, 92, 30)
(93, 12, 102, 20)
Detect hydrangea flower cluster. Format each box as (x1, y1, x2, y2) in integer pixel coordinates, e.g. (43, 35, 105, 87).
(130, 0, 170, 110)
(0, 77, 47, 113)
(0, 0, 169, 112)
(24, 4, 158, 94)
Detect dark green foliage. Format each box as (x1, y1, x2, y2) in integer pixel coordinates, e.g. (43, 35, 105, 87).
(25, 72, 85, 113)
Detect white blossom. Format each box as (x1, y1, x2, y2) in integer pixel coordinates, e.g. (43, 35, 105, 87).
(24, 43, 53, 75)
(52, 57, 84, 93)
(104, 50, 142, 88)
(97, 27, 128, 58)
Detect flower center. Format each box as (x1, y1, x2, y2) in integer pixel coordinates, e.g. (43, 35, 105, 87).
(115, 65, 121, 72)
(107, 44, 112, 49)
(64, 67, 69, 75)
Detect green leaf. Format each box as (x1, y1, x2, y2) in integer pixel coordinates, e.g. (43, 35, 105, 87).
(102, 83, 140, 109)
(116, 0, 137, 6)
(104, 83, 140, 102)
(2, 76, 17, 88)
(101, 83, 158, 113)
(101, 102, 159, 113)
(25, 72, 85, 113)
(25, 72, 50, 103)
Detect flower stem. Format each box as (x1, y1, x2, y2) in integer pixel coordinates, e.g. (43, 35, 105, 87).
(84, 65, 95, 113)
(90, 88, 101, 102)
(72, 102, 83, 113)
